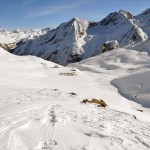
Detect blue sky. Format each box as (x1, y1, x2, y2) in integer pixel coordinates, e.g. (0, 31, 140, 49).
(0, 0, 149, 30)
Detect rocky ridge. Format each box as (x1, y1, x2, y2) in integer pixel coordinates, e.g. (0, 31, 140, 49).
(1, 9, 150, 65)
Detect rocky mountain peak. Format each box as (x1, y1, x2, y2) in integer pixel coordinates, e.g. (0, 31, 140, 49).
(99, 12, 118, 26)
(70, 17, 89, 28)
(118, 10, 133, 19)
(63, 17, 89, 39)
(71, 17, 84, 22)
(13, 29, 21, 33)
(141, 8, 150, 15)
(99, 10, 133, 26)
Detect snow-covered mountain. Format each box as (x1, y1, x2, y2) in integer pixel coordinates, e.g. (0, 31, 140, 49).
(10, 9, 150, 65)
(0, 9, 149, 65)
(134, 8, 150, 37)
(0, 28, 51, 50)
(128, 9, 150, 52)
(12, 18, 89, 65)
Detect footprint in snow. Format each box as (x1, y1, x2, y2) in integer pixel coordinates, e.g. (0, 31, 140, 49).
(33, 139, 57, 150)
(42, 105, 70, 126)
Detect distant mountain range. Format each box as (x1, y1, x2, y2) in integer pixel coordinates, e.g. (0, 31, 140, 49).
(1, 9, 150, 65)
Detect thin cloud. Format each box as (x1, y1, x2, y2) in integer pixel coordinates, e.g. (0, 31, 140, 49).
(25, 0, 91, 18)
(23, 0, 38, 6)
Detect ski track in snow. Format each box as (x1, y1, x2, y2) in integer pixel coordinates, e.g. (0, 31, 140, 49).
(0, 88, 150, 150)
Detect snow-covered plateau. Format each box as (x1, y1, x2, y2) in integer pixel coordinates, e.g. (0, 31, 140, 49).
(0, 47, 150, 150)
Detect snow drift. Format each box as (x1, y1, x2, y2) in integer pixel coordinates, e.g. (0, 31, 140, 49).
(112, 71, 150, 108)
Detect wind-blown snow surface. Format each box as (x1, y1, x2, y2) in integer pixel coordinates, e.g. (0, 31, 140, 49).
(0, 48, 150, 150)
(112, 71, 150, 108)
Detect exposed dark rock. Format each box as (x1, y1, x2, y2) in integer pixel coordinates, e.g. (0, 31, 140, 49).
(82, 98, 107, 107)
(101, 40, 120, 53)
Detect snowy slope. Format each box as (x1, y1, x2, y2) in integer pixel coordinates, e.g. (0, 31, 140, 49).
(112, 70, 150, 108)
(12, 9, 149, 65)
(0, 47, 150, 150)
(72, 48, 150, 108)
(128, 38, 150, 53)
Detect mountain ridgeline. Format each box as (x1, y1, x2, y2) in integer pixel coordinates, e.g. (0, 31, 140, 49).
(2, 9, 150, 65)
